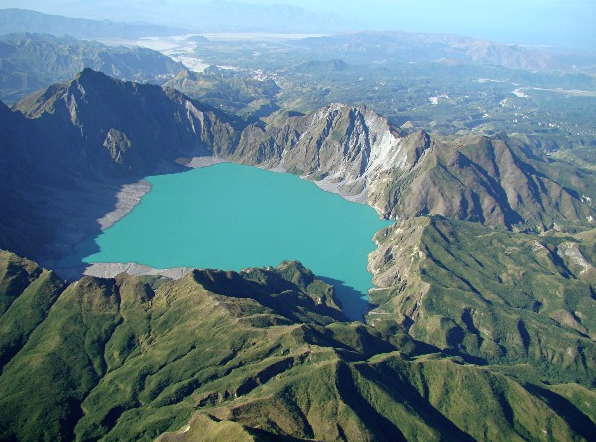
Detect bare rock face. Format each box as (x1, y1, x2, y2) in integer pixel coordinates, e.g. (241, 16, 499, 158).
(283, 104, 427, 195)
(231, 103, 432, 202)
(2, 70, 596, 442)
(13, 68, 241, 176)
(231, 103, 596, 231)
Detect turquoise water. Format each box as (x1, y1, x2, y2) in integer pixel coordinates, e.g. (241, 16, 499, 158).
(75, 163, 392, 319)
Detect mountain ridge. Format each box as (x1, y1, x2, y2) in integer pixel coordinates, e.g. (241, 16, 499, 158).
(0, 8, 183, 39)
(2, 69, 595, 265)
(0, 250, 593, 441)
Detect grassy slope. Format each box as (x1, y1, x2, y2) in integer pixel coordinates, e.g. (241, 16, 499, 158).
(0, 251, 593, 441)
(368, 216, 596, 386)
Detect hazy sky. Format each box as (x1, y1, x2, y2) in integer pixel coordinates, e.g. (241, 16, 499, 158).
(1, 0, 594, 48)
(248, 0, 596, 47)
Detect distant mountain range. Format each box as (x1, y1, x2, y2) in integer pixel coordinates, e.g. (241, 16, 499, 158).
(0, 33, 185, 102)
(0, 3, 354, 34)
(297, 32, 567, 72)
(0, 8, 182, 39)
(2, 8, 595, 77)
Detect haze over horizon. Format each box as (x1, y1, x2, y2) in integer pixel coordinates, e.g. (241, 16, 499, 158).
(0, 0, 594, 49)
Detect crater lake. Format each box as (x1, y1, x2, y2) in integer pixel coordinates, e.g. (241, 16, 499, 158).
(75, 163, 393, 319)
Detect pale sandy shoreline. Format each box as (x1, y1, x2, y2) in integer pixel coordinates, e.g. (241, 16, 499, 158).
(99, 156, 227, 233)
(84, 262, 193, 280)
(80, 156, 227, 279)
(97, 179, 152, 231)
(174, 155, 228, 169)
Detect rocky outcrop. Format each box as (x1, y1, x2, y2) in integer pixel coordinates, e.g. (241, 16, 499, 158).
(231, 103, 596, 231)
(231, 103, 430, 202)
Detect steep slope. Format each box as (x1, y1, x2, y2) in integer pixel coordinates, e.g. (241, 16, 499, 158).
(0, 252, 593, 442)
(0, 70, 595, 442)
(233, 104, 596, 231)
(373, 133, 596, 230)
(13, 68, 240, 174)
(0, 256, 350, 441)
(0, 33, 185, 102)
(368, 217, 596, 385)
(0, 250, 66, 371)
(167, 354, 593, 442)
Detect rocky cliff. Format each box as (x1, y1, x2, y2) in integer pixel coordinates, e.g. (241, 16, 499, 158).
(13, 68, 240, 176)
(232, 104, 596, 231)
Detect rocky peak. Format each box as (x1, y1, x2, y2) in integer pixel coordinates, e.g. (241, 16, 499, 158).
(12, 69, 241, 175)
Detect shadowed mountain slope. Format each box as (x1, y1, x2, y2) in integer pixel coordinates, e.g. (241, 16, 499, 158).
(0, 69, 241, 262)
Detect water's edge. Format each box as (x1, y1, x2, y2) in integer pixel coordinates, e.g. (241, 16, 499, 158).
(66, 156, 392, 320)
